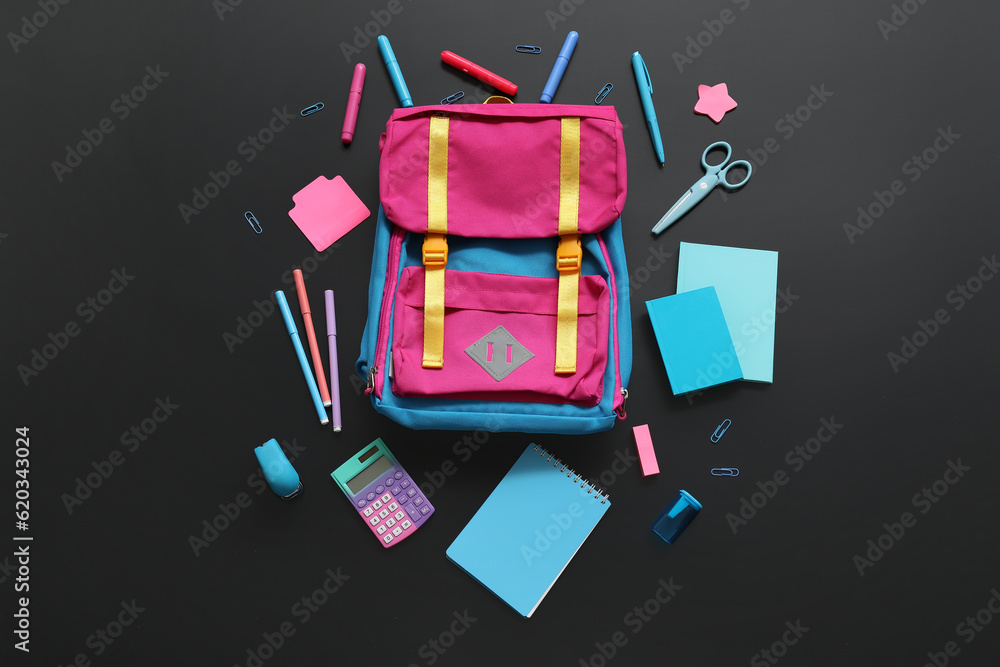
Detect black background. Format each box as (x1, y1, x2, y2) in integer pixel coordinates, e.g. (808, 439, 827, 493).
(4, 0, 999, 665)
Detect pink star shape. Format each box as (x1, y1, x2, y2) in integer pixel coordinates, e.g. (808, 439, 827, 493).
(694, 83, 738, 123)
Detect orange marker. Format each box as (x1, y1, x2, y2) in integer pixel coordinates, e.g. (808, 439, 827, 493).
(293, 270, 331, 407)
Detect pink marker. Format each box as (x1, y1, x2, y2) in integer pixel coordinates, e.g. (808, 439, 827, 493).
(341, 63, 366, 144)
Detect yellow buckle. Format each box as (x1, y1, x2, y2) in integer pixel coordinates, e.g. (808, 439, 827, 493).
(556, 234, 582, 274)
(422, 233, 448, 267)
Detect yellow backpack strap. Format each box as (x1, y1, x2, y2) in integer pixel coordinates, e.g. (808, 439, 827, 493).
(555, 117, 581, 375)
(422, 115, 449, 369)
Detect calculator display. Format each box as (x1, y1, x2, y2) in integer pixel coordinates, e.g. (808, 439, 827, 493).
(346, 455, 392, 494)
(331, 438, 435, 548)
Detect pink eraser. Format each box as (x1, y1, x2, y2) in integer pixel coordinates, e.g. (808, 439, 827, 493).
(633, 424, 659, 477)
(288, 175, 371, 252)
(693, 82, 738, 123)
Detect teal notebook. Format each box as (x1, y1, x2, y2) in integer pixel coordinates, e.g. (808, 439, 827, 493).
(446, 444, 610, 618)
(676, 242, 779, 383)
(645, 286, 743, 395)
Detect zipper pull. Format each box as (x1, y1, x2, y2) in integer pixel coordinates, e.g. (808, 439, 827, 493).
(615, 388, 628, 420)
(365, 365, 378, 396)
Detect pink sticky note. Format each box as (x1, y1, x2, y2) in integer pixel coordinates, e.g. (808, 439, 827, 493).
(288, 175, 371, 252)
(633, 424, 659, 477)
(694, 83, 738, 123)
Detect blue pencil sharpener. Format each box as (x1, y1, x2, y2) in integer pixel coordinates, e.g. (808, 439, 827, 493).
(652, 490, 702, 544)
(254, 438, 302, 499)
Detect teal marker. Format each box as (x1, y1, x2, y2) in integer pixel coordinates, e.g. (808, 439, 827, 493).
(631, 51, 664, 165)
(377, 35, 413, 107)
(276, 290, 329, 425)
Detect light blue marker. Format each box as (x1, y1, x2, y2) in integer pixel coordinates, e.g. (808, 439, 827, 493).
(276, 290, 329, 425)
(377, 35, 413, 107)
(540, 31, 578, 103)
(631, 51, 664, 165)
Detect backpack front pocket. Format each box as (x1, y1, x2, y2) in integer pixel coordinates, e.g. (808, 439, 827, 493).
(390, 267, 609, 405)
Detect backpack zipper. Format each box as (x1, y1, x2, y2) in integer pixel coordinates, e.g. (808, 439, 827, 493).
(370, 226, 406, 400)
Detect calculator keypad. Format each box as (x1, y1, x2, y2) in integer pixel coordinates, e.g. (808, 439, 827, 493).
(357, 471, 434, 548)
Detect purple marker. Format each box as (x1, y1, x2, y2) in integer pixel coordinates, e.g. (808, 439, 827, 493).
(325, 290, 342, 432)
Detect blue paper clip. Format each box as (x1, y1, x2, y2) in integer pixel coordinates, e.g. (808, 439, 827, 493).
(595, 83, 613, 104)
(440, 91, 465, 105)
(711, 468, 739, 477)
(300, 103, 324, 116)
(515, 45, 541, 54)
(711, 419, 731, 443)
(245, 211, 262, 234)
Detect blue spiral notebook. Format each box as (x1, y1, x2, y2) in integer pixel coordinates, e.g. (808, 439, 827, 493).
(446, 444, 611, 618)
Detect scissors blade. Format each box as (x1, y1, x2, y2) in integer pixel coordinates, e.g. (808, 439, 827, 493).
(651, 175, 717, 235)
(652, 189, 694, 234)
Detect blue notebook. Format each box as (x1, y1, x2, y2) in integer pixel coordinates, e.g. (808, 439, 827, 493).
(645, 287, 743, 395)
(446, 444, 610, 618)
(676, 242, 779, 383)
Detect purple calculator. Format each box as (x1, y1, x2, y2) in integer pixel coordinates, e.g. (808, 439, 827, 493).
(331, 438, 434, 548)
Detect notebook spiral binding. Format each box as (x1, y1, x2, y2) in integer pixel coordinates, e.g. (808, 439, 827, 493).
(532, 444, 609, 504)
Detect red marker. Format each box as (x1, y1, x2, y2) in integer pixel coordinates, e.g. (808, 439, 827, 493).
(341, 63, 366, 144)
(293, 269, 331, 407)
(440, 51, 518, 97)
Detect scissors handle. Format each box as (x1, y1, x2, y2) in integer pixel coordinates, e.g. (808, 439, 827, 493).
(719, 159, 752, 189)
(701, 141, 733, 174)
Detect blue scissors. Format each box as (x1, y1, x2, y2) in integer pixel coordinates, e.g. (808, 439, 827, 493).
(652, 141, 752, 234)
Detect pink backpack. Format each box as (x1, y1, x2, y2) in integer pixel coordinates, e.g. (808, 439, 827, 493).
(356, 103, 632, 434)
